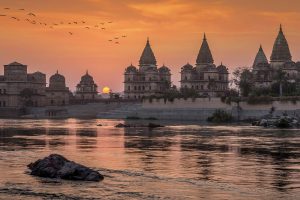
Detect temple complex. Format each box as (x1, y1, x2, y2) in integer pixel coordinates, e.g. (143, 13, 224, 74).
(75, 71, 98, 101)
(180, 34, 229, 97)
(252, 25, 300, 88)
(0, 62, 46, 108)
(124, 39, 172, 99)
(45, 71, 70, 106)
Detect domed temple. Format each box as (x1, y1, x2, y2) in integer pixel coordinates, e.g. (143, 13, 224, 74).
(180, 34, 229, 97)
(252, 25, 300, 88)
(124, 38, 171, 99)
(0, 62, 46, 109)
(75, 71, 98, 101)
(45, 71, 70, 106)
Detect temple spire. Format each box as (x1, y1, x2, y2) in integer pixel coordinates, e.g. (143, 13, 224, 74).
(139, 38, 157, 66)
(196, 33, 214, 65)
(253, 45, 268, 67)
(270, 24, 292, 62)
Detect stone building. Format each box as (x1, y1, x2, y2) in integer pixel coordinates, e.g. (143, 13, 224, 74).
(75, 71, 98, 101)
(45, 71, 70, 106)
(252, 25, 300, 88)
(0, 62, 46, 108)
(124, 39, 171, 99)
(180, 34, 229, 97)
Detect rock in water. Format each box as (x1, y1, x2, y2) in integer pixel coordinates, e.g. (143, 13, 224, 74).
(27, 154, 104, 182)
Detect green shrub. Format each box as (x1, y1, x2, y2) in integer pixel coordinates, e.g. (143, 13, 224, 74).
(207, 109, 233, 123)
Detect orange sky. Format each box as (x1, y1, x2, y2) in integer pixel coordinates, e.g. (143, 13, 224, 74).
(0, 0, 300, 92)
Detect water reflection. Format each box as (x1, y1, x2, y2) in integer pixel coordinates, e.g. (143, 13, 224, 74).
(0, 128, 47, 150)
(0, 120, 299, 199)
(76, 129, 97, 151)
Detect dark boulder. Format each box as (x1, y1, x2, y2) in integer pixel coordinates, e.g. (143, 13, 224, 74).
(27, 154, 104, 182)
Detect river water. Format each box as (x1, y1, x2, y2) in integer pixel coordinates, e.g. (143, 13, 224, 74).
(0, 119, 299, 200)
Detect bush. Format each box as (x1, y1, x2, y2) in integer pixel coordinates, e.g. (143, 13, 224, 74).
(207, 109, 233, 123)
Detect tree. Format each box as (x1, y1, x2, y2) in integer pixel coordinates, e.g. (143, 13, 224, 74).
(273, 69, 287, 97)
(232, 67, 253, 97)
(20, 88, 35, 107)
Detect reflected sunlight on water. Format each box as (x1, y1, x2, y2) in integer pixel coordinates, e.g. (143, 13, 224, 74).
(0, 119, 299, 199)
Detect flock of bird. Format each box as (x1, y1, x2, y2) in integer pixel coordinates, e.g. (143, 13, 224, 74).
(0, 7, 127, 44)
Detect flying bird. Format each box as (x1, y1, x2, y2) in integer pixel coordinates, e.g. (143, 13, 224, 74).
(82, 21, 86, 24)
(73, 22, 77, 24)
(0, 14, 6, 17)
(108, 40, 112, 42)
(69, 32, 73, 35)
(122, 35, 127, 38)
(19, 8, 25, 11)
(115, 42, 119, 44)
(114, 37, 119, 39)
(108, 21, 113, 23)
(28, 13, 36, 17)
(100, 22, 105, 25)
(85, 26, 90, 29)
(94, 25, 99, 28)
(4, 8, 10, 10)
(101, 27, 106, 30)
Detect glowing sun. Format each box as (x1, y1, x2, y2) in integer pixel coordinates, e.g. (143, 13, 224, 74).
(102, 86, 111, 94)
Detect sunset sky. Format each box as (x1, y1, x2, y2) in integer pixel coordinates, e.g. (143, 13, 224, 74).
(1, 0, 300, 92)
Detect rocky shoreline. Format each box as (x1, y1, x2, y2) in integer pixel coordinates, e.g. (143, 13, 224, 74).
(252, 115, 300, 128)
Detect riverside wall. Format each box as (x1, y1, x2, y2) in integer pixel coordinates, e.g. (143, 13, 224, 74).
(138, 98, 300, 121)
(24, 98, 300, 121)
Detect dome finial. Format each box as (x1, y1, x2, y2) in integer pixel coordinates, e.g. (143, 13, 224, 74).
(279, 24, 283, 32)
(203, 33, 207, 40)
(56, 70, 58, 74)
(86, 70, 89, 75)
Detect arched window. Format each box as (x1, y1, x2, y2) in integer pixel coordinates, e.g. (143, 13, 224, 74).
(128, 86, 130, 91)
(51, 100, 54, 105)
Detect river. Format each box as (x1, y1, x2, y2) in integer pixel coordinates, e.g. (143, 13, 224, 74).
(0, 119, 299, 199)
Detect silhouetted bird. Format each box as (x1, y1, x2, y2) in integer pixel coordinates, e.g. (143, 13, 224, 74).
(95, 25, 99, 28)
(73, 22, 77, 24)
(19, 9, 25, 11)
(4, 8, 10, 10)
(85, 26, 90, 29)
(0, 14, 6, 17)
(122, 35, 127, 38)
(69, 32, 73, 35)
(82, 21, 86, 24)
(101, 27, 105, 30)
(108, 40, 112, 42)
(114, 37, 119, 39)
(100, 22, 105, 25)
(108, 21, 113, 23)
(28, 13, 36, 17)
(115, 42, 119, 44)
